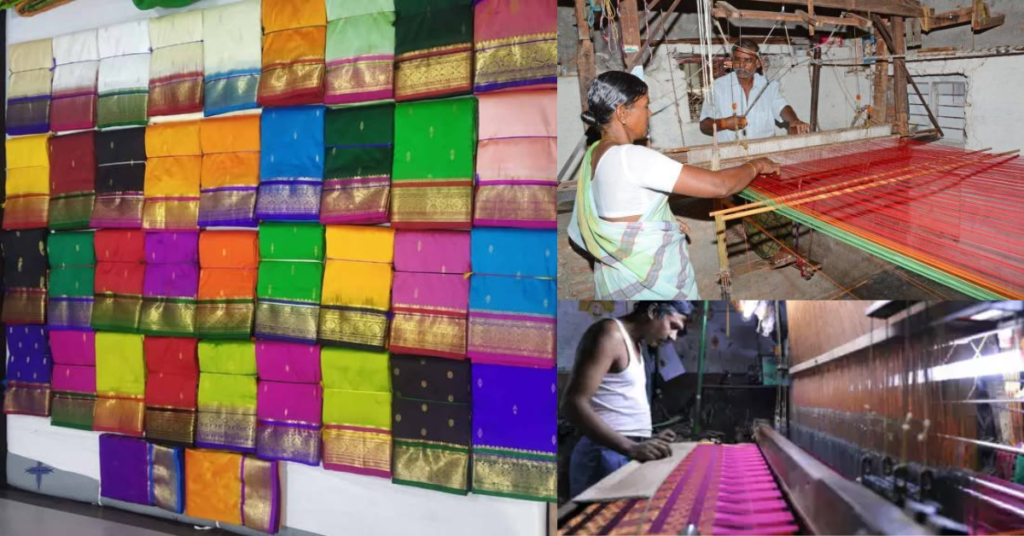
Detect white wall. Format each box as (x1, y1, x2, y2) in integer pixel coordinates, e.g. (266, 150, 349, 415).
(557, 76, 585, 178)
(556, 301, 629, 371)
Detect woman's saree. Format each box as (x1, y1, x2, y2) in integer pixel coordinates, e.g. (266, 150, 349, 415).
(51, 30, 99, 132)
(48, 132, 97, 230)
(139, 232, 199, 336)
(99, 434, 185, 513)
(473, 0, 556, 93)
(50, 330, 96, 430)
(321, 346, 391, 478)
(255, 341, 323, 466)
(3, 326, 52, 417)
(196, 340, 258, 452)
(199, 115, 261, 228)
(5, 135, 51, 230)
(467, 275, 555, 368)
(93, 332, 146, 436)
(257, 106, 325, 222)
(91, 128, 147, 229)
(254, 223, 325, 344)
(393, 0, 473, 101)
(258, 0, 327, 107)
(7, 38, 52, 136)
(148, 10, 204, 118)
(97, 20, 151, 128)
(197, 231, 259, 339)
(184, 449, 281, 534)
(321, 103, 393, 225)
(319, 225, 393, 350)
(143, 121, 201, 231)
(91, 230, 145, 332)
(324, 1, 395, 105)
(47, 231, 95, 330)
(144, 336, 199, 444)
(203, 0, 262, 116)
(1, 229, 49, 325)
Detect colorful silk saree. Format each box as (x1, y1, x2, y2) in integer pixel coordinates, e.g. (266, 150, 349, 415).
(91, 230, 145, 332)
(94, 332, 146, 436)
(324, 1, 395, 105)
(319, 225, 394, 350)
(140, 232, 199, 336)
(199, 115, 261, 227)
(256, 381, 323, 465)
(203, 0, 262, 116)
(473, 0, 556, 93)
(3, 326, 52, 417)
(50, 330, 96, 429)
(47, 231, 95, 330)
(391, 353, 471, 494)
(321, 103, 393, 224)
(321, 346, 391, 478)
(1, 229, 48, 325)
(393, 0, 473, 101)
(391, 97, 476, 228)
(258, 0, 327, 107)
(92, 128, 147, 228)
(393, 229, 471, 273)
(472, 364, 556, 502)
(197, 231, 259, 339)
(143, 121, 202, 230)
(51, 30, 99, 132)
(254, 223, 325, 344)
(196, 341, 258, 452)
(100, 434, 185, 513)
(97, 20, 151, 128)
(475, 90, 556, 228)
(48, 132, 97, 230)
(144, 337, 198, 444)
(184, 449, 281, 534)
(7, 38, 52, 136)
(467, 275, 555, 368)
(471, 228, 556, 278)
(5, 135, 51, 230)
(256, 340, 322, 384)
(257, 106, 325, 221)
(148, 11, 204, 117)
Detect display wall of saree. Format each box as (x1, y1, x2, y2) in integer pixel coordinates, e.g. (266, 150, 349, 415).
(321, 346, 391, 478)
(148, 10, 204, 118)
(50, 330, 97, 430)
(7, 38, 52, 136)
(474, 90, 556, 229)
(319, 225, 393, 350)
(140, 232, 199, 336)
(393, 0, 473, 102)
(97, 20, 151, 128)
(257, 106, 325, 221)
(390, 230, 470, 359)
(471, 364, 556, 502)
(47, 231, 95, 330)
(254, 223, 324, 344)
(144, 336, 199, 444)
(203, 0, 262, 116)
(258, 0, 327, 108)
(391, 97, 475, 229)
(391, 353, 471, 494)
(92, 128, 147, 228)
(143, 121, 202, 230)
(91, 229, 145, 332)
(321, 103, 393, 225)
(5, 135, 51, 230)
(324, 0, 395, 105)
(3, 326, 52, 417)
(94, 331, 146, 436)
(184, 449, 281, 534)
(472, 0, 556, 93)
(1, 229, 49, 325)
(196, 340, 258, 452)
(99, 434, 185, 513)
(256, 341, 323, 465)
(51, 30, 99, 132)
(197, 231, 259, 339)
(199, 115, 261, 227)
(49, 132, 97, 230)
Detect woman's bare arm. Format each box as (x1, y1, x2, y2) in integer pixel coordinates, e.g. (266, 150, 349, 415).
(670, 157, 780, 198)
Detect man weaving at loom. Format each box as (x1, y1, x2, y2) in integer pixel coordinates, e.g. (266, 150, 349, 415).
(563, 301, 692, 499)
(700, 39, 810, 269)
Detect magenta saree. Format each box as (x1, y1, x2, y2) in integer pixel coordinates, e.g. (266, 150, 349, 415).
(256, 381, 323, 465)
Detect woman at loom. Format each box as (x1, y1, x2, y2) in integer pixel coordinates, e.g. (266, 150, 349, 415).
(568, 71, 780, 299)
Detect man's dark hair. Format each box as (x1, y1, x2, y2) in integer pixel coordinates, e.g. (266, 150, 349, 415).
(633, 301, 693, 318)
(732, 39, 760, 56)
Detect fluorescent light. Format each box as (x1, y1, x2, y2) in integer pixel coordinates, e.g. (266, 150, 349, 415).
(971, 309, 1010, 321)
(929, 350, 1024, 382)
(740, 300, 759, 320)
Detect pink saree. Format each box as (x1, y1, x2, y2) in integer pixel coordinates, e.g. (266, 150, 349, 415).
(256, 381, 323, 466)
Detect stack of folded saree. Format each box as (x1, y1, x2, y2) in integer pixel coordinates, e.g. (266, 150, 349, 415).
(255, 341, 323, 465)
(91, 229, 145, 332)
(321, 346, 391, 478)
(5, 135, 51, 230)
(254, 223, 325, 344)
(139, 232, 199, 336)
(390, 230, 470, 359)
(100, 434, 184, 514)
(196, 340, 258, 452)
(3, 326, 53, 417)
(91, 128, 147, 228)
(97, 20, 151, 128)
(48, 132, 96, 230)
(7, 38, 52, 136)
(144, 336, 198, 444)
(472, 0, 557, 94)
(51, 30, 99, 132)
(47, 231, 94, 330)
(203, 0, 262, 116)
(197, 231, 259, 339)
(324, 0, 395, 105)
(50, 329, 96, 429)
(391, 97, 475, 229)
(199, 115, 261, 227)
(257, 106, 325, 221)
(468, 228, 556, 369)
(184, 448, 281, 534)
(94, 332, 146, 436)
(321, 103, 394, 225)
(393, 0, 473, 102)
(1, 229, 49, 325)
(258, 0, 326, 107)
(148, 10, 204, 118)
(319, 225, 393, 350)
(474, 90, 556, 229)
(143, 121, 202, 230)
(390, 353, 472, 494)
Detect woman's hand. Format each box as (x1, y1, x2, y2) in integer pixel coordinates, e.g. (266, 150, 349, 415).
(748, 157, 781, 176)
(674, 216, 691, 237)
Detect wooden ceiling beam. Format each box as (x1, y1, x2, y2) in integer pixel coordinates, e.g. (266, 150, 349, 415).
(750, 0, 924, 18)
